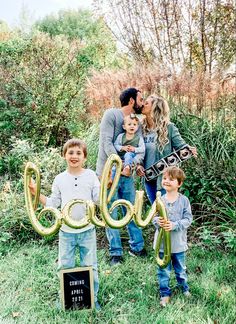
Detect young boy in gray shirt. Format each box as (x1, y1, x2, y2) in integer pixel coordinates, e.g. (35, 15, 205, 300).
(153, 166, 192, 307)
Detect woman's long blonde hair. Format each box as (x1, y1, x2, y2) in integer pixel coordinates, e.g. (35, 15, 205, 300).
(142, 95, 170, 152)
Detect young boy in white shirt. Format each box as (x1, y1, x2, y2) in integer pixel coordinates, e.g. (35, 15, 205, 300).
(29, 138, 101, 310)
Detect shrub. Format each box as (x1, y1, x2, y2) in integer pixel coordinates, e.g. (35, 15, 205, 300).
(80, 123, 99, 170)
(0, 33, 87, 150)
(0, 139, 65, 243)
(170, 109, 235, 249)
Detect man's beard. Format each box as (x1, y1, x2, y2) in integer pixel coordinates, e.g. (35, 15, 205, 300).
(133, 102, 143, 114)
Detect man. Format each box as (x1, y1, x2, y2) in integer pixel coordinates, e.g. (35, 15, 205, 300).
(96, 88, 147, 266)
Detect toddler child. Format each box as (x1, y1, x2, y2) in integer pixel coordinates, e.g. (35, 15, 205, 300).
(29, 138, 101, 311)
(112, 113, 145, 178)
(153, 166, 192, 307)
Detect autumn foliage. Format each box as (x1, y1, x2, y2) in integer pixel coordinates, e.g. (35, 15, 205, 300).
(85, 67, 236, 117)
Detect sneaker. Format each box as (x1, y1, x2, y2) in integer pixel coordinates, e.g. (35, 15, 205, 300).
(94, 301, 101, 311)
(128, 248, 147, 257)
(160, 296, 170, 307)
(110, 255, 123, 266)
(183, 291, 191, 298)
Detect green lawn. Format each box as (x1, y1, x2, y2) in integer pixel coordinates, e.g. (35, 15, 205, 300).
(0, 240, 235, 324)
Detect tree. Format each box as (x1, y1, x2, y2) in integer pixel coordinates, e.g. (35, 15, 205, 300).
(0, 9, 121, 151)
(0, 33, 86, 149)
(94, 0, 236, 74)
(34, 9, 118, 69)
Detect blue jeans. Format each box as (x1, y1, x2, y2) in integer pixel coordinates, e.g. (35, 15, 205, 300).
(111, 152, 136, 179)
(157, 251, 189, 297)
(58, 228, 99, 302)
(124, 152, 136, 166)
(144, 179, 166, 204)
(106, 176, 144, 256)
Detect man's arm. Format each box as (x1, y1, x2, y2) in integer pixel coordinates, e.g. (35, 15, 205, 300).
(100, 110, 117, 156)
(133, 137, 145, 165)
(114, 133, 123, 152)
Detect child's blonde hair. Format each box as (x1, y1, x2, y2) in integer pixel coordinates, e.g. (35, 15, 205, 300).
(62, 138, 87, 158)
(163, 166, 186, 185)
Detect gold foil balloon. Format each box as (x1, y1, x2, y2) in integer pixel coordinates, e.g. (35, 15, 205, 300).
(89, 206, 106, 228)
(24, 155, 171, 268)
(24, 162, 62, 236)
(154, 193, 171, 268)
(99, 154, 134, 229)
(62, 199, 92, 229)
(134, 190, 158, 228)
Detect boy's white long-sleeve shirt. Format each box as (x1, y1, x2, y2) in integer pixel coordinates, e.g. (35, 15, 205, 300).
(46, 169, 100, 233)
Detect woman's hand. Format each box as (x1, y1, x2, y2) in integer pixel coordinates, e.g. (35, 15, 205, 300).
(136, 164, 145, 177)
(189, 146, 197, 157)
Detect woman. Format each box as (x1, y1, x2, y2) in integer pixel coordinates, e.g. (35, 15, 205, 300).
(136, 95, 197, 204)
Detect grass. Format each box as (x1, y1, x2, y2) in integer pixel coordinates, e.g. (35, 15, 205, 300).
(0, 238, 235, 324)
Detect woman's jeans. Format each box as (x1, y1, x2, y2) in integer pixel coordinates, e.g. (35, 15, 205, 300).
(144, 179, 166, 204)
(58, 228, 99, 302)
(157, 251, 189, 297)
(106, 176, 144, 256)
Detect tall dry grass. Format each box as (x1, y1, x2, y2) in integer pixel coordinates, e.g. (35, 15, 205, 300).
(85, 66, 236, 120)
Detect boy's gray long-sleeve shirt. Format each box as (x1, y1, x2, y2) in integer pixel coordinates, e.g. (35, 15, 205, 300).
(153, 193, 192, 253)
(96, 108, 144, 176)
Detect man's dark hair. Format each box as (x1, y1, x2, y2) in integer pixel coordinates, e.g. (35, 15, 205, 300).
(119, 88, 140, 107)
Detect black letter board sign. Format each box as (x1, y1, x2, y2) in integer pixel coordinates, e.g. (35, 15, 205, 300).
(60, 267, 94, 310)
(144, 145, 193, 181)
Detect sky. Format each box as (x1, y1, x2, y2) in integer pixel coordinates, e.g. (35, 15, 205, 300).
(0, 0, 94, 27)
